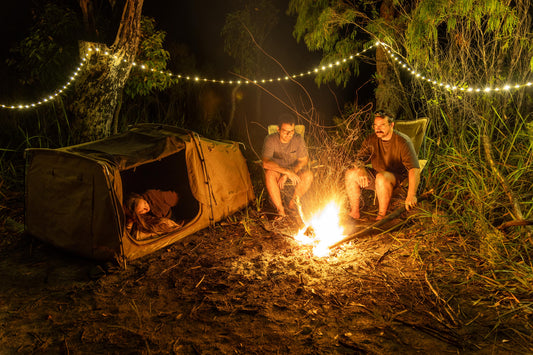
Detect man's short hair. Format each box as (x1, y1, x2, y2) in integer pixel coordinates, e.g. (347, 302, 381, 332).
(278, 113, 296, 126)
(374, 110, 395, 124)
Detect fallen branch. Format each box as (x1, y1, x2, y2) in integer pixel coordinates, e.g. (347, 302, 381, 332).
(497, 219, 533, 230)
(329, 190, 434, 250)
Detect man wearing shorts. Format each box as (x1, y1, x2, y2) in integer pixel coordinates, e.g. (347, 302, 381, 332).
(262, 113, 313, 217)
(345, 111, 420, 220)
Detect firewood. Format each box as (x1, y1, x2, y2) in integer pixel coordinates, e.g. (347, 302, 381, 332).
(329, 190, 433, 249)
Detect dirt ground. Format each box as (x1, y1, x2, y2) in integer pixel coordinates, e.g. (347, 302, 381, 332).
(0, 192, 530, 354)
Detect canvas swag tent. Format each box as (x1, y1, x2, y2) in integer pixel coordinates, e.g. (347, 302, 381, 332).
(25, 124, 255, 261)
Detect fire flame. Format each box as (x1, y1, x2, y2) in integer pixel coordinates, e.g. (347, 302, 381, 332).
(294, 200, 347, 257)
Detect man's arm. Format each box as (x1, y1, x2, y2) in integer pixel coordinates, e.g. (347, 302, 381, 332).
(292, 156, 308, 173)
(405, 167, 420, 210)
(262, 157, 287, 174)
(262, 157, 301, 183)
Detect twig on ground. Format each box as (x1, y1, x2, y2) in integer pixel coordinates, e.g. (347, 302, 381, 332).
(330, 190, 434, 249)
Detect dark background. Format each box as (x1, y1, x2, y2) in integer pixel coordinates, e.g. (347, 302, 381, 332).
(0, 0, 373, 151)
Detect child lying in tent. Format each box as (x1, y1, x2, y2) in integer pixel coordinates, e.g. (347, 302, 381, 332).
(124, 189, 184, 240)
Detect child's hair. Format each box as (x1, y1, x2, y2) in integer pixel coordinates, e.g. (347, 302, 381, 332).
(124, 191, 182, 237)
(124, 193, 151, 232)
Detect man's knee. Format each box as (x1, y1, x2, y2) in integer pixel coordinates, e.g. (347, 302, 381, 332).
(345, 167, 358, 182)
(264, 169, 280, 182)
(375, 172, 395, 190)
(299, 169, 313, 185)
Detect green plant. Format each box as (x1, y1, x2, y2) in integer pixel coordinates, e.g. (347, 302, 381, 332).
(124, 17, 175, 98)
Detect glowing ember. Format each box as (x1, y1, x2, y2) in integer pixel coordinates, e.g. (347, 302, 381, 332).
(294, 200, 347, 257)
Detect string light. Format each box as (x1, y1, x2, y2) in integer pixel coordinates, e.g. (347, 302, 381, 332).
(0, 44, 377, 109)
(378, 41, 533, 94)
(2, 41, 532, 110)
(0, 54, 90, 110)
(114, 43, 377, 85)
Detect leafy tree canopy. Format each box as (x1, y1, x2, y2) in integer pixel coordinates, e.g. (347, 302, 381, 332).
(7, 1, 172, 100)
(288, 0, 378, 86)
(124, 16, 174, 98)
(6, 3, 82, 90)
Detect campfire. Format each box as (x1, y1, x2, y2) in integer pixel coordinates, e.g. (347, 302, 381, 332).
(294, 200, 348, 257)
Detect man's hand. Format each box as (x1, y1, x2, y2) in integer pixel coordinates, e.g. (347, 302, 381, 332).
(356, 169, 370, 188)
(278, 174, 288, 189)
(285, 170, 301, 185)
(405, 194, 418, 210)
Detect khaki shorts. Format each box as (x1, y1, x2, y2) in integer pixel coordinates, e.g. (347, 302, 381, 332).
(365, 168, 407, 190)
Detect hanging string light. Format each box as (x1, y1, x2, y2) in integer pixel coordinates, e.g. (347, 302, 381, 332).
(0, 44, 377, 110)
(0, 53, 90, 110)
(1, 41, 532, 110)
(111, 43, 378, 85)
(377, 41, 533, 93)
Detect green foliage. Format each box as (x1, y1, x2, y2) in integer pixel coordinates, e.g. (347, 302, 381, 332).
(403, 1, 533, 261)
(288, 0, 379, 86)
(406, 0, 520, 68)
(124, 17, 175, 98)
(6, 3, 81, 90)
(426, 108, 532, 260)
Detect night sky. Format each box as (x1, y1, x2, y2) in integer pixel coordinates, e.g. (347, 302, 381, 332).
(143, 0, 323, 79)
(1, 0, 33, 61)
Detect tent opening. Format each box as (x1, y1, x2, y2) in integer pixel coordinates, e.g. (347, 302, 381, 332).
(120, 149, 200, 228)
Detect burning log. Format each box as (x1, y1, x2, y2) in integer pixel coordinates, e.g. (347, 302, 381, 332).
(329, 190, 434, 250)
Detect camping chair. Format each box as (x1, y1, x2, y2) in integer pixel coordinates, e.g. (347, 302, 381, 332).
(267, 124, 305, 137)
(391, 117, 429, 199)
(365, 117, 429, 174)
(394, 117, 429, 172)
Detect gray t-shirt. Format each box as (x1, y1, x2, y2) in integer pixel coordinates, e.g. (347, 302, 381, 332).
(262, 133, 308, 169)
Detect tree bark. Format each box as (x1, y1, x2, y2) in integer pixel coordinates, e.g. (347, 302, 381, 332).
(375, 0, 401, 117)
(69, 0, 144, 143)
(78, 0, 96, 36)
(224, 84, 241, 139)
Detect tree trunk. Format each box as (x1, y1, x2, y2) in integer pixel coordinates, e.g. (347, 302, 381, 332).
(78, 0, 96, 36)
(69, 0, 144, 143)
(375, 0, 401, 117)
(224, 84, 241, 139)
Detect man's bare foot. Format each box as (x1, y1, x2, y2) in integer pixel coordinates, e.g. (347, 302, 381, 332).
(375, 213, 386, 221)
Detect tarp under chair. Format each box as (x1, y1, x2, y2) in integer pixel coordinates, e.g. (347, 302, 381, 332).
(25, 123, 255, 262)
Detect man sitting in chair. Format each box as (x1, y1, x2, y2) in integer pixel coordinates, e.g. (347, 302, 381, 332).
(345, 110, 420, 221)
(262, 113, 313, 217)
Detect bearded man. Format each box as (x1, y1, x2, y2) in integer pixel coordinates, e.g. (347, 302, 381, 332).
(345, 111, 420, 220)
